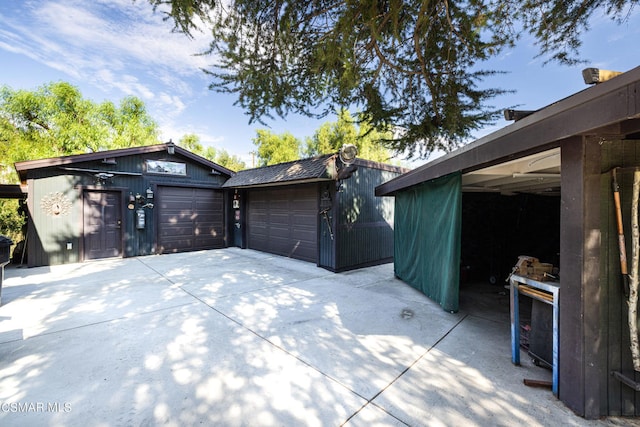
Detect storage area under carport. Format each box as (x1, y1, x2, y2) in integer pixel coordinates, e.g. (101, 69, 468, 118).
(460, 149, 561, 285)
(459, 149, 562, 384)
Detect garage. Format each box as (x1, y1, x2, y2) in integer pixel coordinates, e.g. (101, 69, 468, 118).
(157, 186, 225, 254)
(224, 155, 405, 270)
(247, 185, 318, 262)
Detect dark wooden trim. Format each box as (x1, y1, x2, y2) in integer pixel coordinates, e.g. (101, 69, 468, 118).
(559, 136, 604, 418)
(0, 184, 26, 199)
(15, 143, 233, 182)
(353, 158, 410, 174)
(26, 179, 36, 267)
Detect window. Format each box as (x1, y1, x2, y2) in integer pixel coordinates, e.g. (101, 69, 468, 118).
(146, 160, 186, 176)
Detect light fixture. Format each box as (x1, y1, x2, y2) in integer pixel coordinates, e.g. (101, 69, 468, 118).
(582, 67, 623, 85)
(339, 144, 358, 165)
(128, 193, 135, 210)
(146, 188, 154, 200)
(94, 172, 114, 185)
(166, 139, 175, 155)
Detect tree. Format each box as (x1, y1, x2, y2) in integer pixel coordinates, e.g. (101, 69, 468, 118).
(214, 148, 246, 171)
(0, 82, 159, 183)
(177, 133, 246, 170)
(252, 129, 302, 166)
(304, 110, 393, 163)
(148, 0, 639, 158)
(0, 82, 159, 242)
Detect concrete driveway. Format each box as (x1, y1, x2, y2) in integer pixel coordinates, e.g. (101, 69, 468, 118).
(0, 248, 626, 426)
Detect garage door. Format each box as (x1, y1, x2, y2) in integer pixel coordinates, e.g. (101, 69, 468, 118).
(248, 185, 318, 262)
(157, 187, 224, 254)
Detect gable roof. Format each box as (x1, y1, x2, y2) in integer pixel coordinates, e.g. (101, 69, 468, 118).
(222, 155, 409, 189)
(376, 65, 640, 196)
(14, 142, 235, 183)
(222, 155, 335, 188)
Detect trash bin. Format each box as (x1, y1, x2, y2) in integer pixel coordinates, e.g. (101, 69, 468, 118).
(0, 235, 13, 306)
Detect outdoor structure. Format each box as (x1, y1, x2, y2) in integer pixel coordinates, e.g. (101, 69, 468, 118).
(223, 155, 407, 272)
(14, 142, 233, 267)
(376, 65, 640, 418)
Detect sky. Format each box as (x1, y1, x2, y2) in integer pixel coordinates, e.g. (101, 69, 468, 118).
(1, 1, 640, 169)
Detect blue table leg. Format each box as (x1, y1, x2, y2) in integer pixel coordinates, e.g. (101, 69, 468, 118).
(510, 279, 520, 366)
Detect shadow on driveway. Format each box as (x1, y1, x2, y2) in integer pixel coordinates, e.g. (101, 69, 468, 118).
(0, 248, 622, 426)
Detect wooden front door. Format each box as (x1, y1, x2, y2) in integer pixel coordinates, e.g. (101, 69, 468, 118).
(83, 190, 122, 260)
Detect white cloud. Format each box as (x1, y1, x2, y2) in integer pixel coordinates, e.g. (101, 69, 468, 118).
(0, 0, 215, 121)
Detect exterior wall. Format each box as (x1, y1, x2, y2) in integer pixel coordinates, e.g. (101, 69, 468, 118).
(25, 150, 227, 267)
(230, 164, 401, 272)
(27, 175, 84, 266)
(333, 166, 397, 272)
(598, 139, 640, 416)
(318, 182, 336, 269)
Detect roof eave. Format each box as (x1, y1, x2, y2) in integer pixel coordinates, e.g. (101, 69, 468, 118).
(14, 142, 234, 182)
(376, 65, 640, 196)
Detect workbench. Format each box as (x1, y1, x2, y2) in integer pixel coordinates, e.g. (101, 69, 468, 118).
(509, 274, 560, 396)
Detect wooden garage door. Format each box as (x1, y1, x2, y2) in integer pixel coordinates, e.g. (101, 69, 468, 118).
(248, 185, 318, 262)
(157, 187, 224, 254)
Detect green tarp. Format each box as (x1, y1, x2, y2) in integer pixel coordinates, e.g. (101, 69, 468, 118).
(394, 173, 462, 312)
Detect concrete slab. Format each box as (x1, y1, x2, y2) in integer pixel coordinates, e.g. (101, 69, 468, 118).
(0, 248, 636, 426)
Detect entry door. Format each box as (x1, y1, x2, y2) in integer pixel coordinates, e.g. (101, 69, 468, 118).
(83, 190, 122, 260)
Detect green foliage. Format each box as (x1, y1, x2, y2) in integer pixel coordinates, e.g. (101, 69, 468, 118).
(151, 0, 639, 158)
(0, 82, 159, 183)
(214, 148, 246, 171)
(304, 110, 393, 163)
(251, 110, 394, 165)
(0, 199, 25, 251)
(177, 133, 246, 171)
(0, 81, 159, 241)
(252, 130, 302, 166)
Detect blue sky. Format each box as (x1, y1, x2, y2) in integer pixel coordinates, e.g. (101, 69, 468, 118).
(1, 1, 640, 168)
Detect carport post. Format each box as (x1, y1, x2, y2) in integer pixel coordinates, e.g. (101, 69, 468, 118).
(559, 136, 603, 418)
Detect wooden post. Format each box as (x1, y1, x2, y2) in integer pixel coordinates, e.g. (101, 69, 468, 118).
(630, 171, 640, 371)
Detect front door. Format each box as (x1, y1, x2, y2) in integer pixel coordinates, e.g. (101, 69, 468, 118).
(83, 190, 122, 260)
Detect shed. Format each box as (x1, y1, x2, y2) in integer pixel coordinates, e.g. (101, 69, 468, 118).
(223, 155, 407, 272)
(14, 142, 233, 267)
(376, 65, 640, 418)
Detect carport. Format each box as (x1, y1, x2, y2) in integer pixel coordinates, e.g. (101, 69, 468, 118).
(376, 66, 640, 418)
